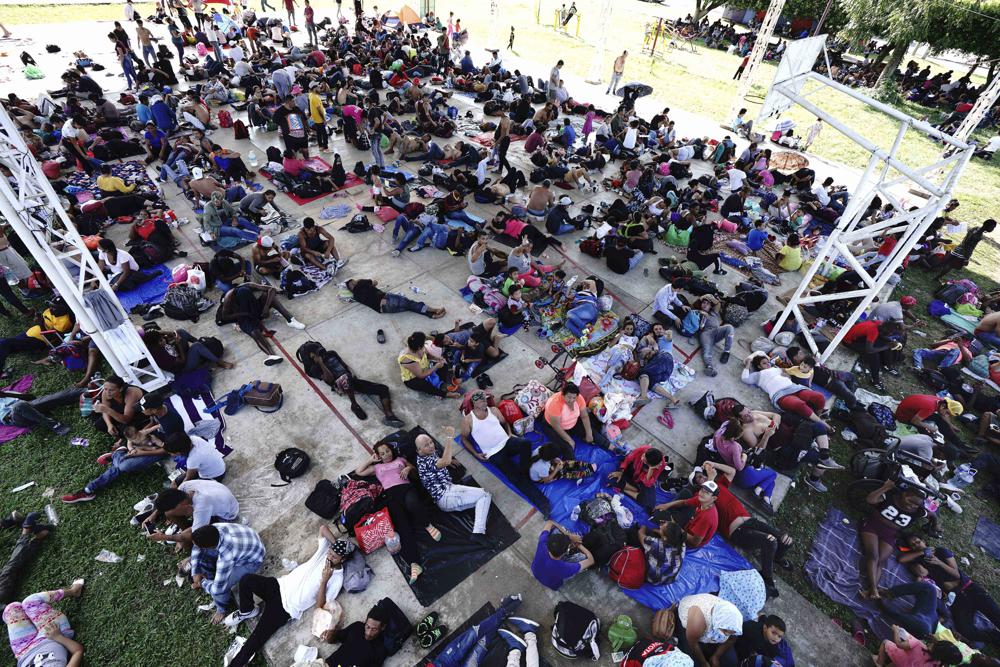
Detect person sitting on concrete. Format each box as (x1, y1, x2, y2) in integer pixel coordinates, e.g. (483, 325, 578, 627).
(724, 615, 792, 667)
(608, 446, 669, 512)
(397, 332, 462, 399)
(189, 523, 265, 625)
(345, 279, 447, 319)
(216, 283, 305, 366)
(415, 433, 492, 542)
(222, 526, 350, 667)
(96, 238, 156, 292)
(460, 391, 551, 516)
(298, 217, 347, 272)
(3, 581, 86, 667)
(637, 520, 687, 586)
(531, 521, 594, 591)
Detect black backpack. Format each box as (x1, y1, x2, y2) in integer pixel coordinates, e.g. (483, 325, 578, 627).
(374, 598, 413, 656)
(582, 519, 626, 567)
(293, 181, 322, 199)
(266, 146, 283, 164)
(529, 168, 546, 184)
(199, 336, 224, 359)
(343, 213, 373, 233)
(273, 447, 310, 486)
(305, 479, 341, 519)
(162, 284, 201, 322)
(552, 601, 601, 660)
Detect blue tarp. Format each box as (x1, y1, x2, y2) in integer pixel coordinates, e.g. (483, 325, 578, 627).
(116, 264, 172, 313)
(469, 430, 752, 608)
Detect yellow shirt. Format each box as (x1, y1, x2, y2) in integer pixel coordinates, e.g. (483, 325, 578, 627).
(96, 174, 135, 194)
(26, 309, 73, 341)
(308, 92, 325, 125)
(778, 244, 802, 271)
(398, 350, 429, 382)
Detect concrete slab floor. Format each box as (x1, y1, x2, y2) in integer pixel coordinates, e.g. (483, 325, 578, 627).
(3, 19, 875, 667)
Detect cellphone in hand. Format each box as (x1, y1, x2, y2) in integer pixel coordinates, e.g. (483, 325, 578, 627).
(144, 522, 156, 535)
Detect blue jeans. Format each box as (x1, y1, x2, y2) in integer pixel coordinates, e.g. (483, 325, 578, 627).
(882, 581, 938, 638)
(976, 331, 1000, 347)
(220, 225, 259, 243)
(194, 551, 263, 612)
(628, 249, 644, 271)
(122, 58, 136, 89)
(414, 221, 450, 249)
(599, 346, 632, 388)
(406, 145, 445, 161)
(212, 42, 224, 63)
(392, 214, 413, 241)
(433, 595, 521, 667)
(735, 465, 777, 497)
(553, 223, 576, 235)
(383, 293, 427, 315)
(445, 211, 478, 231)
(912, 347, 961, 370)
(85, 449, 165, 494)
(370, 133, 385, 168)
(160, 159, 190, 185)
(142, 44, 156, 67)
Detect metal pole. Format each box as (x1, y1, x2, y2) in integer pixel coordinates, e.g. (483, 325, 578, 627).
(813, 0, 833, 35)
(585, 0, 614, 84)
(728, 0, 787, 122)
(649, 18, 663, 60)
(949, 73, 1000, 145)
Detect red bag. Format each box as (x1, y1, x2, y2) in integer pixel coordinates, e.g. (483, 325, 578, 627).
(497, 399, 524, 425)
(620, 361, 641, 381)
(233, 119, 249, 140)
(608, 546, 646, 589)
(354, 507, 395, 554)
(352, 63, 363, 75)
(134, 219, 157, 240)
(217, 109, 233, 128)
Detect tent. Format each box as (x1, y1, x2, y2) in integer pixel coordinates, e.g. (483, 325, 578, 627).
(383, 4, 423, 27)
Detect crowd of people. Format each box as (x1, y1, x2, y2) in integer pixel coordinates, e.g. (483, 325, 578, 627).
(2, 0, 1000, 666)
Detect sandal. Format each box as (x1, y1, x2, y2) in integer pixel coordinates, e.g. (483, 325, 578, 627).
(408, 563, 423, 585)
(419, 624, 449, 649)
(657, 412, 674, 429)
(416, 611, 439, 636)
(425, 524, 442, 541)
(376, 329, 386, 344)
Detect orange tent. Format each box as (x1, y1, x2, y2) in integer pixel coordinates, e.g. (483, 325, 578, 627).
(396, 5, 422, 25)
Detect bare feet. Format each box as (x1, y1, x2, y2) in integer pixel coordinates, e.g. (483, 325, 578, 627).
(219, 361, 235, 369)
(859, 589, 880, 601)
(211, 611, 225, 625)
(65, 580, 85, 597)
(430, 307, 447, 319)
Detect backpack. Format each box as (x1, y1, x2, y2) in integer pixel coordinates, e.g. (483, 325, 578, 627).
(199, 336, 224, 359)
(373, 598, 412, 656)
(217, 109, 233, 128)
(355, 132, 371, 150)
(163, 284, 201, 321)
(305, 479, 341, 519)
(266, 146, 283, 164)
(343, 214, 373, 233)
(233, 119, 249, 140)
(680, 310, 703, 336)
(293, 181, 322, 199)
(580, 495, 615, 526)
(580, 237, 602, 258)
(607, 615, 639, 656)
(133, 240, 169, 268)
(552, 601, 601, 660)
(342, 548, 373, 592)
(582, 519, 626, 567)
(608, 546, 646, 589)
(866, 402, 897, 431)
(273, 447, 310, 486)
(529, 168, 546, 184)
(620, 639, 677, 667)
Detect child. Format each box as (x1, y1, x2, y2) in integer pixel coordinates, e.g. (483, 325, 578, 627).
(598, 318, 639, 388)
(746, 218, 768, 253)
(529, 443, 597, 483)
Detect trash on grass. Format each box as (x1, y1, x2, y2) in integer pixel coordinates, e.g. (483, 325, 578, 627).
(11, 481, 35, 493)
(95, 549, 122, 563)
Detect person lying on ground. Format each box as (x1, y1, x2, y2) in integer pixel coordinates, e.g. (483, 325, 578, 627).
(346, 278, 447, 319)
(143, 479, 239, 548)
(460, 390, 551, 516)
(189, 523, 265, 625)
(431, 595, 533, 667)
(974, 311, 1000, 349)
(222, 526, 351, 667)
(300, 343, 404, 426)
(144, 328, 234, 374)
(874, 624, 963, 667)
(0, 511, 55, 606)
(0, 386, 75, 436)
(711, 419, 779, 516)
(355, 443, 440, 583)
(298, 217, 348, 272)
(531, 520, 594, 591)
(528, 444, 596, 484)
(216, 283, 305, 366)
(776, 346, 859, 409)
(415, 433, 492, 542)
(635, 344, 680, 408)
(3, 581, 86, 667)
(321, 602, 388, 667)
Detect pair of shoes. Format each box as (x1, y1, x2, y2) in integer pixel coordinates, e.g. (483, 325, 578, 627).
(222, 607, 260, 628)
(475, 373, 493, 389)
(499, 618, 540, 649)
(416, 612, 448, 649)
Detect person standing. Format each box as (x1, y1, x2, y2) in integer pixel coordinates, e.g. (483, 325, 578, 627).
(734, 54, 750, 80)
(136, 19, 156, 67)
(284, 0, 297, 25)
(192, 0, 207, 30)
(272, 95, 310, 159)
(802, 118, 822, 151)
(507, 26, 514, 50)
(607, 50, 627, 95)
(548, 60, 563, 102)
(308, 82, 328, 151)
(304, 0, 317, 44)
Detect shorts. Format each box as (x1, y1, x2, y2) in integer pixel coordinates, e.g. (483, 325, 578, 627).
(860, 516, 899, 544)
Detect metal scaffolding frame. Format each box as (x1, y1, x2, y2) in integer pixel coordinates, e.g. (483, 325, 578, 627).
(949, 73, 1000, 146)
(0, 106, 168, 390)
(728, 0, 787, 123)
(762, 68, 975, 361)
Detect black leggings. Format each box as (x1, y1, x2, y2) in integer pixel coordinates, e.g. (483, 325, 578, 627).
(350, 377, 390, 400)
(404, 376, 449, 397)
(496, 135, 512, 175)
(728, 518, 789, 582)
(114, 270, 156, 292)
(952, 581, 1000, 646)
(0, 280, 28, 317)
(382, 484, 432, 565)
(229, 574, 291, 667)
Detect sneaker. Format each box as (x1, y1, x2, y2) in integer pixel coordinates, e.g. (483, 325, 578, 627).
(391, 249, 401, 257)
(498, 629, 526, 651)
(96, 451, 118, 466)
(264, 355, 284, 366)
(52, 423, 70, 436)
(803, 476, 828, 493)
(21, 512, 41, 531)
(816, 456, 845, 471)
(506, 617, 540, 635)
(285, 318, 305, 330)
(61, 490, 96, 504)
(223, 607, 260, 628)
(756, 495, 776, 516)
(704, 366, 718, 377)
(719, 351, 731, 365)
(945, 495, 963, 514)
(764, 579, 780, 599)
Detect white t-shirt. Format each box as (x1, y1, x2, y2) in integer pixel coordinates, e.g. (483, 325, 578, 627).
(179, 479, 239, 529)
(187, 435, 226, 480)
(811, 183, 831, 206)
(676, 145, 695, 161)
(985, 136, 1000, 152)
(277, 537, 344, 619)
(529, 456, 551, 482)
(61, 118, 79, 140)
(475, 158, 489, 186)
(623, 127, 639, 150)
(727, 168, 747, 191)
(229, 45, 244, 62)
(98, 248, 139, 277)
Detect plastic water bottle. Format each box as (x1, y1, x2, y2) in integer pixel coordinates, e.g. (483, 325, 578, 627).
(248, 151, 258, 168)
(45, 504, 59, 526)
(948, 464, 977, 490)
(569, 505, 581, 522)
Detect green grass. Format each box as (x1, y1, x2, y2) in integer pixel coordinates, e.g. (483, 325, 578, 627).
(0, 308, 241, 666)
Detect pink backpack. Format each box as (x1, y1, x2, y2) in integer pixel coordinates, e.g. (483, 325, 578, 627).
(196, 42, 208, 57)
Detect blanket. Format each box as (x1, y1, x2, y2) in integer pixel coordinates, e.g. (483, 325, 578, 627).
(973, 515, 1000, 562)
(116, 265, 173, 313)
(167, 389, 230, 457)
(0, 376, 34, 443)
(475, 432, 752, 609)
(260, 159, 364, 205)
(281, 262, 336, 298)
(576, 345, 697, 399)
(708, 230, 784, 278)
(63, 160, 162, 205)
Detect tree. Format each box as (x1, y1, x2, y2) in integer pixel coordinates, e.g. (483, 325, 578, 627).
(693, 0, 728, 22)
(841, 0, 936, 90)
(728, 0, 848, 33)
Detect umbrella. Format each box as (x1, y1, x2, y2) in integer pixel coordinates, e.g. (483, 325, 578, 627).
(769, 151, 810, 172)
(616, 82, 654, 99)
(772, 119, 796, 132)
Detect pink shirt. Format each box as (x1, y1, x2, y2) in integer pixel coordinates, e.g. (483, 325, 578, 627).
(884, 640, 937, 667)
(712, 424, 746, 471)
(374, 458, 409, 490)
(504, 218, 528, 237)
(342, 105, 363, 125)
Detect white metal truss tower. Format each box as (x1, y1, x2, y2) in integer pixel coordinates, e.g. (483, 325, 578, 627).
(760, 59, 975, 362)
(949, 73, 1000, 147)
(728, 0, 787, 123)
(0, 106, 167, 390)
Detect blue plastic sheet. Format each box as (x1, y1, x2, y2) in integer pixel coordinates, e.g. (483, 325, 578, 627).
(116, 265, 172, 313)
(470, 431, 752, 608)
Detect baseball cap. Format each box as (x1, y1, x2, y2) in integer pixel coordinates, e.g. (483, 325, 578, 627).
(309, 81, 320, 89)
(139, 394, 164, 411)
(688, 465, 705, 485)
(558, 196, 572, 206)
(901, 295, 917, 307)
(700, 480, 720, 496)
(943, 398, 963, 416)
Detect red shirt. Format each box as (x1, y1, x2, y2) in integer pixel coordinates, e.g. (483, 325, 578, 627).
(842, 320, 880, 345)
(683, 498, 719, 548)
(619, 446, 667, 488)
(714, 476, 750, 538)
(896, 394, 941, 424)
(956, 102, 973, 113)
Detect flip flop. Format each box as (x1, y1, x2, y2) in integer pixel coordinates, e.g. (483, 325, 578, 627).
(660, 408, 674, 428)
(376, 329, 386, 344)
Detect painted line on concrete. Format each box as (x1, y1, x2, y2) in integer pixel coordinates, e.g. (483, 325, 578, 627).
(269, 334, 375, 454)
(513, 507, 537, 530)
